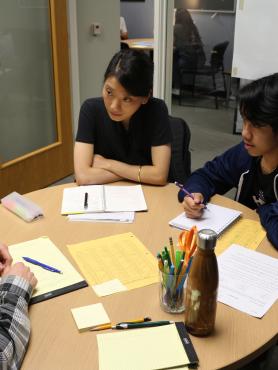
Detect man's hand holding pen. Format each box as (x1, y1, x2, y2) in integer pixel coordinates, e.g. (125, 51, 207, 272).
(174, 182, 206, 218)
(182, 192, 205, 219)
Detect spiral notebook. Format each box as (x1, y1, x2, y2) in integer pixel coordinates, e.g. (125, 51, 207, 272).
(169, 203, 242, 236)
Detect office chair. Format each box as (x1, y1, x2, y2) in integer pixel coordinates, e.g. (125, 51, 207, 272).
(120, 41, 129, 50)
(168, 116, 191, 184)
(179, 41, 229, 109)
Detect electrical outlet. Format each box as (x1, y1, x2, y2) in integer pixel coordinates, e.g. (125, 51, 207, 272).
(91, 22, 101, 36)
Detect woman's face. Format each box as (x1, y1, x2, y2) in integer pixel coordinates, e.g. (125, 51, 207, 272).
(102, 76, 148, 124)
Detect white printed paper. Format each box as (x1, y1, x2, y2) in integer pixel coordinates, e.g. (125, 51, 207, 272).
(68, 212, 135, 223)
(218, 244, 278, 317)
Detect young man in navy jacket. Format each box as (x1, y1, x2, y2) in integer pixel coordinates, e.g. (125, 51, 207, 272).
(179, 73, 278, 250)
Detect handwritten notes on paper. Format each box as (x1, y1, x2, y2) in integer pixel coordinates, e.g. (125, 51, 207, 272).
(218, 244, 278, 317)
(216, 218, 266, 255)
(67, 233, 158, 291)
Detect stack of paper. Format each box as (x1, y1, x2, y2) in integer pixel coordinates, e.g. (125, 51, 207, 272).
(68, 211, 135, 223)
(218, 244, 278, 317)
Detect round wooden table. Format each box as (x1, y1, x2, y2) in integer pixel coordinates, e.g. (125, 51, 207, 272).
(0, 183, 277, 369)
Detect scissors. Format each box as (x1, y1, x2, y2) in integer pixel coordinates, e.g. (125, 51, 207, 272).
(178, 226, 197, 262)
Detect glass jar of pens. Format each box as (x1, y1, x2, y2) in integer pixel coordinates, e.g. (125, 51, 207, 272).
(158, 227, 197, 314)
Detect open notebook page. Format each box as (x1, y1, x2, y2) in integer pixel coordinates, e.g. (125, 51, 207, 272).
(104, 185, 147, 212)
(169, 203, 242, 236)
(61, 185, 147, 214)
(61, 185, 104, 214)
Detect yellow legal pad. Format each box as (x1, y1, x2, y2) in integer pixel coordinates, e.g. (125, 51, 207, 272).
(216, 218, 266, 255)
(8, 237, 87, 303)
(67, 232, 159, 290)
(97, 324, 191, 370)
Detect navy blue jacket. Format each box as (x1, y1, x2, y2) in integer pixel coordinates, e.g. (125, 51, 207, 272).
(178, 142, 278, 249)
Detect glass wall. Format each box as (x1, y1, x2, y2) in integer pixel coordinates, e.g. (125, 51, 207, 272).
(0, 0, 56, 163)
(171, 1, 238, 110)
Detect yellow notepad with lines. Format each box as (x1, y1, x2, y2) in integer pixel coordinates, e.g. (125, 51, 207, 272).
(97, 322, 198, 370)
(7, 236, 87, 304)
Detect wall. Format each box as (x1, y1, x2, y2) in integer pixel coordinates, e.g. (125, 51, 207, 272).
(120, 0, 154, 38)
(76, 0, 119, 107)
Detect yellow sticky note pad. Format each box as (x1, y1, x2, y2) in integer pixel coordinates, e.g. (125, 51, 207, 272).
(71, 303, 110, 332)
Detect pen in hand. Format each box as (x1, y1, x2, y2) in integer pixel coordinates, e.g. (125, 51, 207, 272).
(174, 182, 206, 209)
(22, 257, 63, 274)
(84, 192, 88, 209)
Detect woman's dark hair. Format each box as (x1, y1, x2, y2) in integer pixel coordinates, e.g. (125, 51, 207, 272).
(175, 8, 202, 45)
(104, 49, 153, 97)
(239, 73, 278, 134)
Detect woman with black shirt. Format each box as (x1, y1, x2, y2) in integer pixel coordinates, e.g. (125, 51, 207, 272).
(74, 49, 172, 185)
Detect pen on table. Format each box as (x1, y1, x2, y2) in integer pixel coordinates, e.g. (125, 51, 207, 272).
(174, 181, 207, 209)
(112, 320, 174, 330)
(90, 317, 152, 331)
(84, 192, 88, 209)
(22, 257, 63, 274)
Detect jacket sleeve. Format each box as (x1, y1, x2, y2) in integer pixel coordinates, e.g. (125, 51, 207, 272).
(0, 275, 33, 370)
(178, 143, 250, 202)
(257, 201, 278, 250)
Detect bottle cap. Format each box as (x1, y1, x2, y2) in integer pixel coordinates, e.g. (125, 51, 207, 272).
(198, 229, 217, 250)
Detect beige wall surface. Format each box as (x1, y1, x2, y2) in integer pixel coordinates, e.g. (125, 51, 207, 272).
(76, 0, 119, 105)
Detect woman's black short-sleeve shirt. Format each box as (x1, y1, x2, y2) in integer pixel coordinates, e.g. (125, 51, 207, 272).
(75, 97, 172, 165)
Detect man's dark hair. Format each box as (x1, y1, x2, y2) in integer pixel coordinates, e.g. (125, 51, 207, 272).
(104, 49, 153, 97)
(239, 73, 278, 134)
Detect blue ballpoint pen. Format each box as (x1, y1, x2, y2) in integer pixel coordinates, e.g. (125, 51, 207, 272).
(22, 257, 63, 274)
